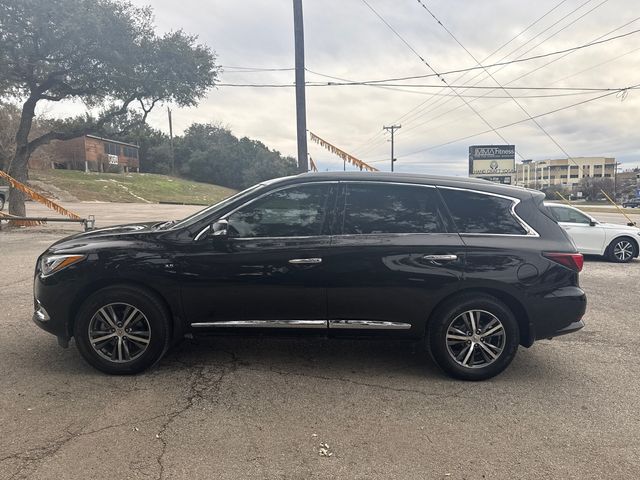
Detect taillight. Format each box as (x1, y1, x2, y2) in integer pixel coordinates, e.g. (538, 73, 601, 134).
(543, 252, 584, 272)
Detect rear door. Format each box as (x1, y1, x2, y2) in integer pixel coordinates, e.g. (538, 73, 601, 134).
(325, 182, 465, 337)
(548, 205, 605, 254)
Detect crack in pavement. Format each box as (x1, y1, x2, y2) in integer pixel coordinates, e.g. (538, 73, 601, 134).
(0, 412, 177, 480)
(242, 365, 468, 399)
(154, 349, 238, 480)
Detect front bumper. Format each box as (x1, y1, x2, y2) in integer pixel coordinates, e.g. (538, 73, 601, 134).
(32, 270, 77, 348)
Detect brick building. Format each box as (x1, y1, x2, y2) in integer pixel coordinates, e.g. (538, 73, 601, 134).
(47, 135, 140, 172)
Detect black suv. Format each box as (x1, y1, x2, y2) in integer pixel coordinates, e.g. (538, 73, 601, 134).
(33, 172, 586, 380)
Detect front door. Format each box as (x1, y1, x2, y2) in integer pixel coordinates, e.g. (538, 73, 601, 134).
(548, 205, 605, 254)
(178, 182, 336, 330)
(326, 182, 465, 337)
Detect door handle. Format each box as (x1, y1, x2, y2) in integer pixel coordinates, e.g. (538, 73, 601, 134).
(422, 254, 458, 262)
(288, 258, 322, 264)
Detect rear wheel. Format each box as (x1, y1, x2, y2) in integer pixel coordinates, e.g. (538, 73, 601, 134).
(74, 285, 171, 374)
(606, 237, 637, 263)
(427, 294, 520, 381)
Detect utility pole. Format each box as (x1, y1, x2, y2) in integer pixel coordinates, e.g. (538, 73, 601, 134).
(383, 124, 401, 172)
(167, 106, 175, 175)
(293, 0, 308, 173)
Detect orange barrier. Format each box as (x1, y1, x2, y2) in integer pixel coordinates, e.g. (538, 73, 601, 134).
(309, 132, 378, 172)
(0, 170, 81, 221)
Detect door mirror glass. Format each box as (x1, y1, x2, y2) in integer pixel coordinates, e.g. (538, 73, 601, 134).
(211, 219, 229, 238)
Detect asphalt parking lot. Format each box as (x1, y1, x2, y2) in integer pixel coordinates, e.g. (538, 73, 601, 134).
(1, 203, 639, 479)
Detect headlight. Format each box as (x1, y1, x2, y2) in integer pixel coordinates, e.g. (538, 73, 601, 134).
(40, 254, 86, 277)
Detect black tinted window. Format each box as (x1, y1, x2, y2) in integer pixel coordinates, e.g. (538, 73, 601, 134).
(228, 184, 330, 238)
(440, 188, 527, 235)
(342, 184, 444, 234)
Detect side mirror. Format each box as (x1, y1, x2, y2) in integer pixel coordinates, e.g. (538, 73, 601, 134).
(589, 220, 598, 227)
(211, 219, 229, 238)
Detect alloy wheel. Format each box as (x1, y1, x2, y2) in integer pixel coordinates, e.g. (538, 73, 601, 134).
(445, 310, 506, 369)
(613, 240, 634, 262)
(88, 303, 151, 363)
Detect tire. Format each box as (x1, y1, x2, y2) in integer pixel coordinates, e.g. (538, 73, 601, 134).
(427, 293, 520, 381)
(73, 285, 171, 374)
(606, 237, 638, 263)
(0, 195, 4, 211)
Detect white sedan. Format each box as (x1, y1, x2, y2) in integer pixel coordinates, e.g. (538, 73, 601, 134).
(545, 202, 640, 263)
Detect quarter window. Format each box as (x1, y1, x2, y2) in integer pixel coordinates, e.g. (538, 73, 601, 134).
(341, 184, 444, 234)
(439, 188, 527, 235)
(227, 184, 330, 238)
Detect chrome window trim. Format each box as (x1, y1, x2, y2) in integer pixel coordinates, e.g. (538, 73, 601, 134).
(191, 320, 327, 329)
(339, 180, 436, 189)
(328, 320, 411, 330)
(437, 185, 540, 237)
(194, 181, 339, 242)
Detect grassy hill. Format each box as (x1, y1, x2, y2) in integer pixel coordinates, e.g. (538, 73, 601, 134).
(30, 169, 236, 204)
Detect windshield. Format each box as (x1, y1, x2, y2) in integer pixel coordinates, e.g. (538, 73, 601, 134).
(169, 183, 265, 230)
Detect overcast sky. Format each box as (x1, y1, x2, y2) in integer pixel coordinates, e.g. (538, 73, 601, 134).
(128, 0, 640, 175)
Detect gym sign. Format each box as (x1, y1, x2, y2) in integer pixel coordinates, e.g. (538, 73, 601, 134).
(469, 145, 515, 185)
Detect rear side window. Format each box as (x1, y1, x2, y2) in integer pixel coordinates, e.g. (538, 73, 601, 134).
(341, 183, 444, 234)
(439, 188, 527, 235)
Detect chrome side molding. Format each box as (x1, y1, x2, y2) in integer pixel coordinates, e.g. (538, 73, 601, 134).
(190, 319, 412, 330)
(328, 320, 411, 330)
(190, 320, 327, 329)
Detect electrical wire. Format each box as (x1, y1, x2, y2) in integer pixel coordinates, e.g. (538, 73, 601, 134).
(396, 15, 640, 141)
(397, 85, 639, 161)
(349, 0, 609, 157)
(391, 0, 610, 142)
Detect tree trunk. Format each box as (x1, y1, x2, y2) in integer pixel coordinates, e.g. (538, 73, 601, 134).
(7, 149, 29, 217)
(7, 96, 38, 217)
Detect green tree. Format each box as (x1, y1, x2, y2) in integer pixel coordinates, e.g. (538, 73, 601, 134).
(175, 123, 297, 189)
(0, 0, 218, 215)
(577, 176, 614, 202)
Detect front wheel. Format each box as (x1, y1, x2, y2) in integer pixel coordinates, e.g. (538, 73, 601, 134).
(427, 294, 520, 381)
(74, 285, 171, 374)
(606, 237, 637, 263)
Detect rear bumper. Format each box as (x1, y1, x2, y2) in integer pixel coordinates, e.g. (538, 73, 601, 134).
(530, 286, 587, 341)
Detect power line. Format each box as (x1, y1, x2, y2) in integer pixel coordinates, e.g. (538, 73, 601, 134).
(351, 0, 578, 157)
(392, 42, 640, 147)
(307, 27, 640, 87)
(359, 0, 525, 159)
(392, 0, 610, 141)
(414, 0, 593, 169)
(397, 85, 639, 160)
(338, 0, 618, 158)
(396, 15, 640, 142)
(215, 81, 629, 91)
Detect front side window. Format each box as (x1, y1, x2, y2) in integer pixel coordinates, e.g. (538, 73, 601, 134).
(439, 188, 527, 235)
(549, 206, 592, 224)
(227, 184, 330, 238)
(341, 183, 444, 234)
